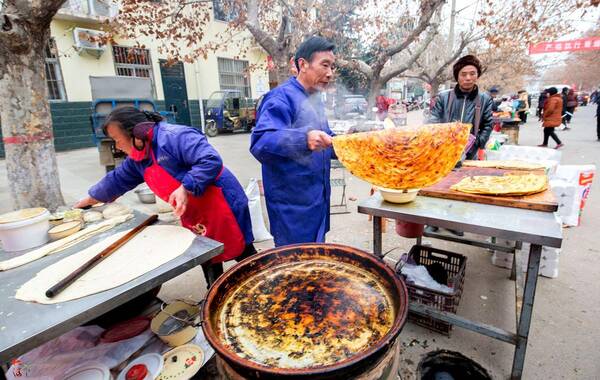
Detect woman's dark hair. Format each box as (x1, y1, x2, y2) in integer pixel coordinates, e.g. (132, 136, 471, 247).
(102, 107, 163, 137)
(547, 87, 558, 95)
(294, 36, 335, 70)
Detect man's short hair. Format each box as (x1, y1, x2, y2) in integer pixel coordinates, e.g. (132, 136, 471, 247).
(295, 36, 335, 70)
(547, 87, 558, 95)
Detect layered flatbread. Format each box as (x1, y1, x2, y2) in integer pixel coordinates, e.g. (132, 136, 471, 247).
(450, 173, 548, 196)
(332, 122, 471, 189)
(462, 160, 545, 171)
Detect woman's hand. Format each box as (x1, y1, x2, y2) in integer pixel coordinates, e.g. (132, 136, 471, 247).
(168, 185, 189, 217)
(74, 196, 100, 209)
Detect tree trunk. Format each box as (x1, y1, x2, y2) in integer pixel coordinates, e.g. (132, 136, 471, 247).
(271, 54, 292, 87)
(0, 35, 65, 211)
(430, 80, 441, 97)
(367, 81, 383, 116)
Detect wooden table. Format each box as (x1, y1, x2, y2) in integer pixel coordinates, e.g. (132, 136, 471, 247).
(0, 211, 223, 370)
(358, 194, 562, 380)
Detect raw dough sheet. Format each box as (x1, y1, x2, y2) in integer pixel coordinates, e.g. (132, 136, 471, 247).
(16, 225, 195, 304)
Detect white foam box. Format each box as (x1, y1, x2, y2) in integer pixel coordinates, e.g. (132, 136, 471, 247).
(518, 243, 562, 278)
(553, 165, 596, 227)
(491, 251, 514, 269)
(550, 179, 579, 227)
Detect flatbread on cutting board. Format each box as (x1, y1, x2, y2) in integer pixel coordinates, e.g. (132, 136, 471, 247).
(462, 160, 545, 171)
(450, 173, 548, 196)
(16, 225, 195, 304)
(332, 122, 471, 189)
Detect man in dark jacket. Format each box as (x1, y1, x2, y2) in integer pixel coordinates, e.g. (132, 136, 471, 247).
(428, 54, 494, 160)
(427, 55, 493, 237)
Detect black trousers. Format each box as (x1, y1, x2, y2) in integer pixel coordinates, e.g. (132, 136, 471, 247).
(201, 243, 257, 287)
(565, 107, 575, 123)
(543, 127, 562, 145)
(518, 111, 528, 123)
(597, 116, 599, 139)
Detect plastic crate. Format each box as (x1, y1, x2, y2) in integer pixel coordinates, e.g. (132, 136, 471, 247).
(404, 245, 467, 335)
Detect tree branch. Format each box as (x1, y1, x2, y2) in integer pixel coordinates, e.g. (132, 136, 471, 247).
(245, 21, 279, 55)
(385, 0, 444, 57)
(336, 58, 374, 80)
(380, 24, 438, 83)
(277, 13, 288, 45)
(31, 0, 67, 22)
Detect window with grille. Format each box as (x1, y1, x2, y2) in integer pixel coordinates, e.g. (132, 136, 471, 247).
(217, 57, 251, 97)
(45, 39, 66, 101)
(112, 45, 155, 91)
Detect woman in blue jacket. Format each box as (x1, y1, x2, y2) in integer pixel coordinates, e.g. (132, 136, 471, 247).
(76, 107, 254, 284)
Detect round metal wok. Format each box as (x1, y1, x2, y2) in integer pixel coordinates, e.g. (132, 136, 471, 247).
(202, 243, 409, 380)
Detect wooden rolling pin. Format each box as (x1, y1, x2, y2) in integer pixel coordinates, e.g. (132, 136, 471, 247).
(45, 214, 159, 298)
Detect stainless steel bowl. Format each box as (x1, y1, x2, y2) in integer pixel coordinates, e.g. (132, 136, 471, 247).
(135, 188, 156, 204)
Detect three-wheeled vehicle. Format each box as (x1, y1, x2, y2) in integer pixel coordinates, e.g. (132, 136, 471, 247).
(204, 90, 256, 137)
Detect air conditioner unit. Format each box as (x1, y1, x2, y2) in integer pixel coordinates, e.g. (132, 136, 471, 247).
(73, 27, 106, 58)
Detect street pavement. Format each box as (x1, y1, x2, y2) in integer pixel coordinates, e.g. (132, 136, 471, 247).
(0, 106, 599, 379)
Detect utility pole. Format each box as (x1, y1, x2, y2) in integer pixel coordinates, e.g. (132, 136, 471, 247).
(448, 0, 457, 54)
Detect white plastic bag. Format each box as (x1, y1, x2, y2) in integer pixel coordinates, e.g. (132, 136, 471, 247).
(245, 178, 273, 242)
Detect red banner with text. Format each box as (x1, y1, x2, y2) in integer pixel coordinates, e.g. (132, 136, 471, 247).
(529, 37, 600, 54)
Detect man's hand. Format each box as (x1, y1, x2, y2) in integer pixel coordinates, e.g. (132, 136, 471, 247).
(168, 184, 189, 217)
(307, 130, 333, 151)
(74, 196, 100, 209)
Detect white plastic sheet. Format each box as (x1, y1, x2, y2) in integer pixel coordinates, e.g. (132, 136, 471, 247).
(6, 326, 153, 380)
(245, 178, 273, 242)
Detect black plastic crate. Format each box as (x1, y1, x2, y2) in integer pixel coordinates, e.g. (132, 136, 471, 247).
(403, 245, 467, 335)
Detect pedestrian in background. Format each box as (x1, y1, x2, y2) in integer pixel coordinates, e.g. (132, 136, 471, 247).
(561, 87, 570, 129)
(539, 87, 564, 149)
(595, 91, 600, 141)
(517, 90, 529, 123)
(565, 88, 578, 126)
(537, 90, 548, 121)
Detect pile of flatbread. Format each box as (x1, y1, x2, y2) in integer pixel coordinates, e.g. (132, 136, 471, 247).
(332, 122, 471, 189)
(451, 173, 548, 196)
(462, 160, 545, 171)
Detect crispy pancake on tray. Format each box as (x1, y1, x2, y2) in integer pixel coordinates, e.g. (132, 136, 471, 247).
(332, 122, 471, 189)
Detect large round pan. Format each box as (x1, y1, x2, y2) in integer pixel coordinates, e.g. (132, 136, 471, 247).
(202, 243, 409, 380)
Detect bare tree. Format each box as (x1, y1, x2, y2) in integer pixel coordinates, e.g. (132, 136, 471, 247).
(404, 33, 478, 96)
(0, 0, 66, 210)
(336, 0, 445, 107)
(478, 42, 538, 93)
(542, 27, 600, 90)
(112, 0, 365, 84)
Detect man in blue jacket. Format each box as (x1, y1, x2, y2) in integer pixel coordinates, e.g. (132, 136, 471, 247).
(250, 36, 335, 247)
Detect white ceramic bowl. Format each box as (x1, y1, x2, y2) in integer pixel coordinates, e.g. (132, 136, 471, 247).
(0, 208, 50, 252)
(378, 188, 420, 204)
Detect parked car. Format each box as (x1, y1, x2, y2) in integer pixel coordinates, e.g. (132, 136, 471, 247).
(335, 95, 368, 119)
(576, 91, 590, 106)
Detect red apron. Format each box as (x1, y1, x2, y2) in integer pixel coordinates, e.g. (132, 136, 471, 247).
(143, 144, 245, 264)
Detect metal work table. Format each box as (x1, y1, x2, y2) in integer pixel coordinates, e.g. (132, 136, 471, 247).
(358, 194, 562, 380)
(0, 211, 223, 365)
